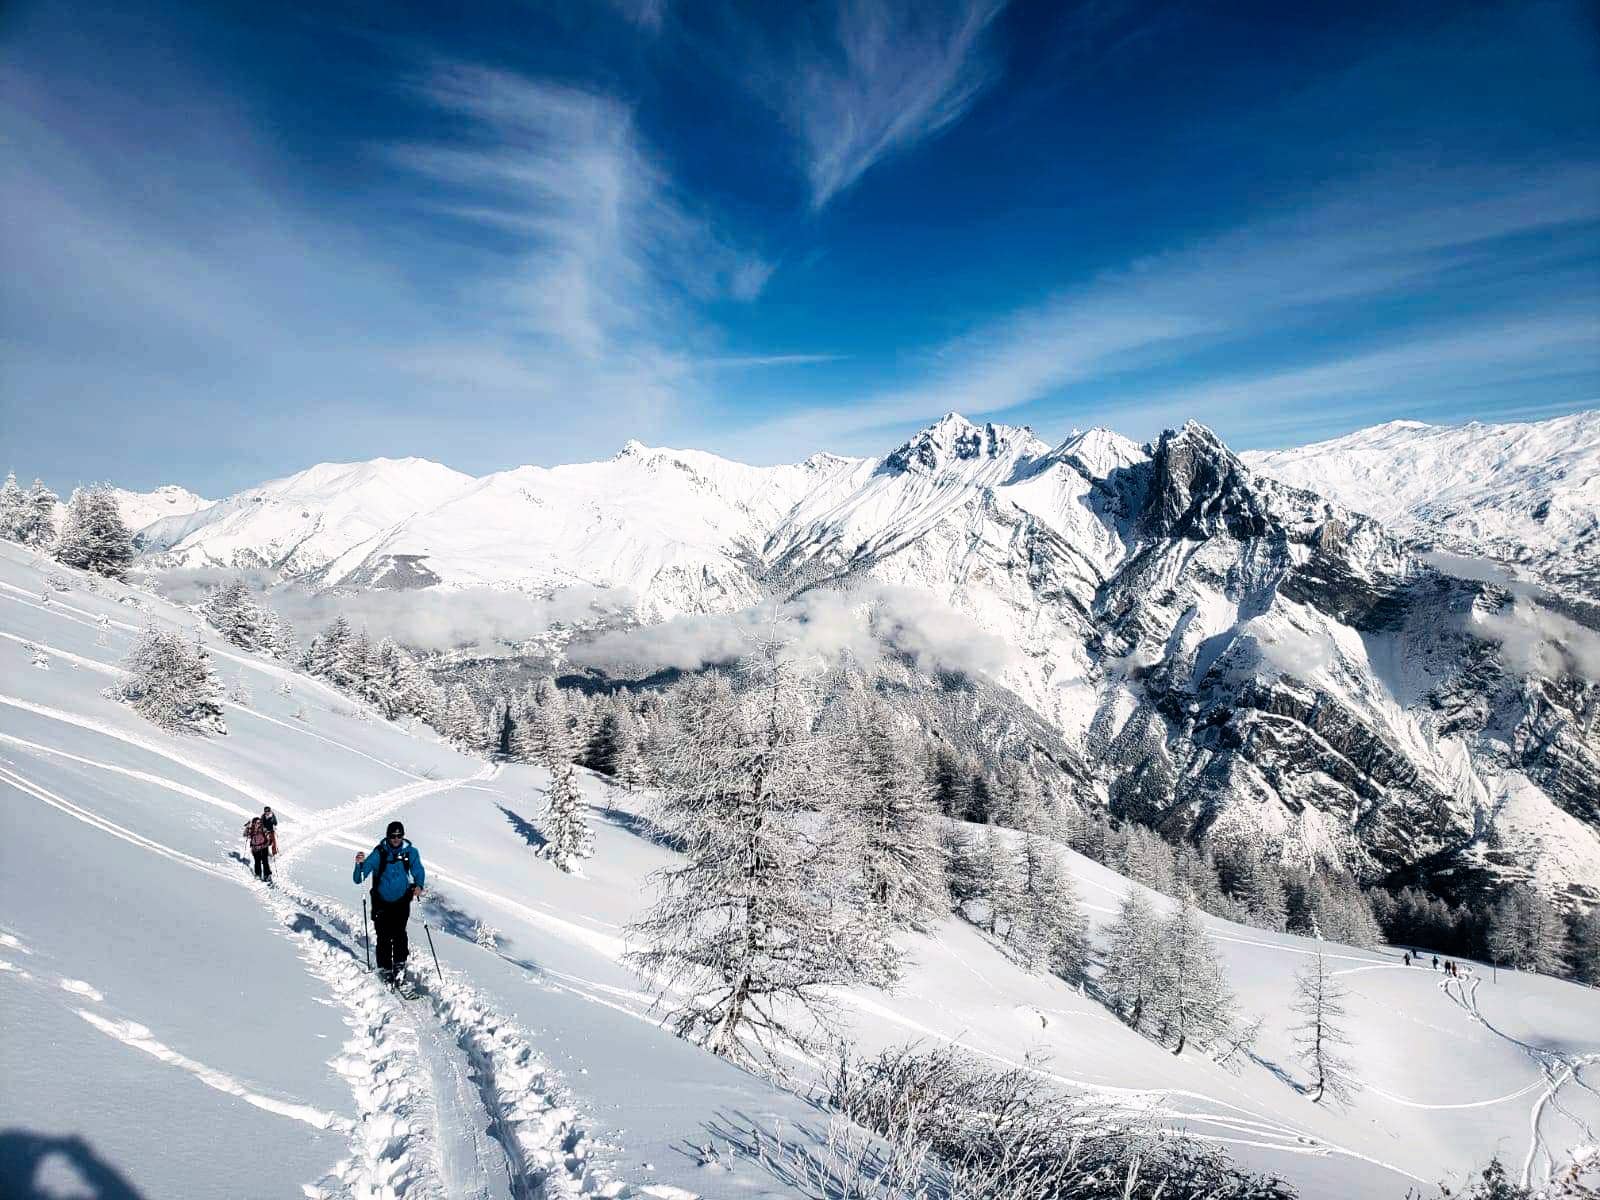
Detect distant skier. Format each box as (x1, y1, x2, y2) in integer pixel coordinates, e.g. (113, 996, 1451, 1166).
(1432, 955, 1439, 970)
(354, 820, 425, 987)
(243, 817, 273, 884)
(1403, 952, 1411, 966)
(260, 806, 279, 856)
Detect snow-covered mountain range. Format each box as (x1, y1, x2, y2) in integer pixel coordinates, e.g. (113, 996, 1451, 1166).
(1243, 412, 1600, 603)
(127, 412, 1600, 910)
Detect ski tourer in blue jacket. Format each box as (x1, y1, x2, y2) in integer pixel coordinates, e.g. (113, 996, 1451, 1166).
(354, 822, 425, 903)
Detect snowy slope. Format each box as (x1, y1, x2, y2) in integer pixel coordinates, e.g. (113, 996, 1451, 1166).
(4, 540, 1599, 1199)
(138, 458, 475, 578)
(1243, 412, 1600, 601)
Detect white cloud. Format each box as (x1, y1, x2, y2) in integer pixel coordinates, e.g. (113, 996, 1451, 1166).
(1248, 623, 1337, 681)
(780, 0, 1006, 209)
(1473, 599, 1600, 682)
(569, 584, 1015, 677)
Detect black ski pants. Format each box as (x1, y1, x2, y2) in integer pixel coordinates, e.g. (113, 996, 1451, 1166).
(371, 893, 412, 971)
(252, 848, 272, 882)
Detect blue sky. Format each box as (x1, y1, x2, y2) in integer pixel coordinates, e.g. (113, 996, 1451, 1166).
(2, 0, 1596, 495)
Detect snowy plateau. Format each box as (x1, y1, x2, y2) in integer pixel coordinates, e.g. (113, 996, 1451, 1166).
(3, 409, 1599, 1200)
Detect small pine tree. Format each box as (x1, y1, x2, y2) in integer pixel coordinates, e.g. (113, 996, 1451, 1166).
(942, 822, 985, 910)
(540, 761, 593, 872)
(623, 660, 881, 1069)
(1150, 902, 1235, 1055)
(115, 627, 226, 733)
(1567, 908, 1600, 985)
(55, 484, 133, 578)
(978, 827, 1020, 937)
(845, 696, 946, 932)
(1102, 890, 1162, 1031)
(1008, 833, 1090, 978)
(1292, 953, 1357, 1106)
(1487, 886, 1569, 975)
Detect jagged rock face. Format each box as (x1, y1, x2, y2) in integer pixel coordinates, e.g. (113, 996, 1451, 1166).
(761, 415, 1600, 907)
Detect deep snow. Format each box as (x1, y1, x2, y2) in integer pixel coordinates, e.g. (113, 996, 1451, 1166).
(2, 538, 1597, 1199)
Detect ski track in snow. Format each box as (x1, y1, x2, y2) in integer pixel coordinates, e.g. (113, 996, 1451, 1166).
(1437, 971, 1599, 1188)
(0, 692, 291, 812)
(0, 727, 611, 1200)
(0, 731, 261, 819)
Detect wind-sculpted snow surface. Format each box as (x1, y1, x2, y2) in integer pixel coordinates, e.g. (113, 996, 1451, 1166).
(3, 538, 1600, 1199)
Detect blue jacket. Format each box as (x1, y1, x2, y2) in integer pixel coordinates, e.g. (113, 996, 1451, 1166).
(354, 839, 424, 903)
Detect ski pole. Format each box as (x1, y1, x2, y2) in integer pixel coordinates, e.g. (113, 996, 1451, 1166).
(424, 923, 443, 983)
(362, 899, 371, 971)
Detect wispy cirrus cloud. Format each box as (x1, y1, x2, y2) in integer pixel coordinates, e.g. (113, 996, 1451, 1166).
(719, 161, 1600, 455)
(396, 63, 772, 356)
(779, 0, 1007, 210)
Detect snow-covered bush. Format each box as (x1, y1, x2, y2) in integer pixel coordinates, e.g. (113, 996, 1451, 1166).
(114, 627, 227, 734)
(825, 1043, 1292, 1200)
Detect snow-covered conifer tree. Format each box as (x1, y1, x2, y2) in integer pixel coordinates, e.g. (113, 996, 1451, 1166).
(941, 821, 984, 911)
(609, 702, 645, 791)
(1291, 953, 1357, 1105)
(115, 626, 226, 733)
(1102, 890, 1162, 1030)
(0, 473, 27, 541)
(1008, 833, 1090, 978)
(844, 696, 946, 931)
(201, 580, 281, 654)
(978, 827, 1020, 937)
(996, 760, 1047, 833)
(540, 761, 592, 872)
(444, 684, 486, 750)
(623, 658, 879, 1069)
(1150, 902, 1235, 1054)
(1567, 909, 1600, 985)
(582, 699, 624, 775)
(927, 744, 971, 820)
(304, 616, 356, 689)
(22, 479, 59, 547)
(55, 484, 133, 578)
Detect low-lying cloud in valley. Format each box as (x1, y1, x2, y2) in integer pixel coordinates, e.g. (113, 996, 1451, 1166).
(569, 585, 1016, 678)
(1473, 598, 1600, 683)
(153, 569, 634, 653)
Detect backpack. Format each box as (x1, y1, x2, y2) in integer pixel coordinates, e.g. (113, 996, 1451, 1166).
(245, 818, 269, 850)
(370, 840, 414, 896)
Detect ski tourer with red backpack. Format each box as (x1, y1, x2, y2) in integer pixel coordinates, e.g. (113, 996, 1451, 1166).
(354, 821, 425, 992)
(243, 817, 273, 884)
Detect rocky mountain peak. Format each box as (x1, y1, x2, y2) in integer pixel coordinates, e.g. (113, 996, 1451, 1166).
(1139, 421, 1268, 541)
(883, 412, 1044, 476)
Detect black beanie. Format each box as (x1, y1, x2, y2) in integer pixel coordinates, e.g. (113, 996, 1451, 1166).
(386, 820, 405, 838)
